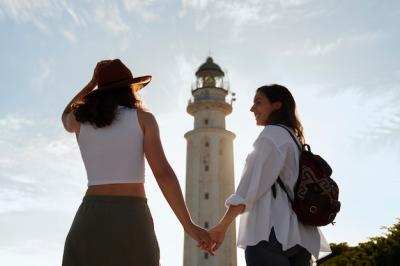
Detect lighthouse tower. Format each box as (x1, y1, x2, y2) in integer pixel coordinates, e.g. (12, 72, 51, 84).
(183, 57, 237, 266)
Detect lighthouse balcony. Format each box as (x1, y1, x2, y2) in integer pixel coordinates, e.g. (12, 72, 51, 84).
(187, 100, 233, 116)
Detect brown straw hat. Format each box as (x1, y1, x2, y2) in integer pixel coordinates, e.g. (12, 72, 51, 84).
(87, 59, 151, 97)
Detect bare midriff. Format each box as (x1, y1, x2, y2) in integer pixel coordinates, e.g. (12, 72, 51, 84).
(85, 183, 146, 198)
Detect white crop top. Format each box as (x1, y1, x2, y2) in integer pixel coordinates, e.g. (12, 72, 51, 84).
(77, 106, 145, 186)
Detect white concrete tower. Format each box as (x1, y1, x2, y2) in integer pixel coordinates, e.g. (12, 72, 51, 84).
(183, 57, 237, 266)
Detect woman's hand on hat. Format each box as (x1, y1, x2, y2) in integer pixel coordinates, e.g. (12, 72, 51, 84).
(90, 60, 111, 87)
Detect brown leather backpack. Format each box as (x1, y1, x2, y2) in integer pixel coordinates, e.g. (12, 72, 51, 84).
(272, 126, 341, 226)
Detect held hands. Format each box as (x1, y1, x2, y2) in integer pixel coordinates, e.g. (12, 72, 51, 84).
(208, 224, 227, 254)
(185, 222, 214, 255)
(192, 223, 227, 256)
(186, 205, 241, 255)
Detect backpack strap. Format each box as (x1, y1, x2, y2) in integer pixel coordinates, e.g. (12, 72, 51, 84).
(276, 125, 302, 152)
(272, 125, 301, 200)
(276, 177, 294, 205)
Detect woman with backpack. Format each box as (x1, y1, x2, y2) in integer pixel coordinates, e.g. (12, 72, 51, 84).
(208, 84, 331, 265)
(61, 59, 212, 265)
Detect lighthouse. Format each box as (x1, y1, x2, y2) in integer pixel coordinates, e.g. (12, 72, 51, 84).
(183, 57, 237, 266)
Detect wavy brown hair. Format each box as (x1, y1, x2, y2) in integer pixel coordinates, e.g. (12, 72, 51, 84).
(257, 84, 305, 144)
(71, 86, 143, 128)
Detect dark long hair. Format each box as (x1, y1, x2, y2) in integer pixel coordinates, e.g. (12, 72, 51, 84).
(72, 86, 142, 128)
(257, 84, 305, 144)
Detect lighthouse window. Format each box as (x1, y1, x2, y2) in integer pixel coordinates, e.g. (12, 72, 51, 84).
(205, 165, 209, 171)
(204, 253, 209, 259)
(204, 118, 208, 125)
(204, 222, 209, 228)
(205, 141, 209, 147)
(204, 193, 209, 199)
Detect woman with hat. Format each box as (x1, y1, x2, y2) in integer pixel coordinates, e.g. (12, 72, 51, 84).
(61, 59, 212, 265)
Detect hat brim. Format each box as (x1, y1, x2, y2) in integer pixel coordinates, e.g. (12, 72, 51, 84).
(86, 75, 152, 98)
(130, 75, 152, 92)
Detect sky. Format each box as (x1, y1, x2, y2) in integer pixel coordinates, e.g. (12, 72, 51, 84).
(0, 0, 399, 265)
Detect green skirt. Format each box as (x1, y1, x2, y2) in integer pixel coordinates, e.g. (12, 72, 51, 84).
(62, 195, 159, 266)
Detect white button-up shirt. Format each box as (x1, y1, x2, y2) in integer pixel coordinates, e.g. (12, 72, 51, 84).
(226, 125, 331, 259)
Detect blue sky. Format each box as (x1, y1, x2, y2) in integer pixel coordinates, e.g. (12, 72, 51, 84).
(0, 0, 399, 265)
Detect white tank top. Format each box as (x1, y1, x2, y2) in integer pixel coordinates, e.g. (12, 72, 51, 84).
(77, 106, 145, 186)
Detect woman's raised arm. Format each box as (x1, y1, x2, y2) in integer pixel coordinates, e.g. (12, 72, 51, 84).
(61, 60, 110, 132)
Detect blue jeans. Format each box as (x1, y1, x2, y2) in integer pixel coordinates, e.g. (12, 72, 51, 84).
(245, 228, 311, 266)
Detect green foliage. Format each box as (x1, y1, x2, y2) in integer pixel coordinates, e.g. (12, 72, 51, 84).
(318, 219, 400, 266)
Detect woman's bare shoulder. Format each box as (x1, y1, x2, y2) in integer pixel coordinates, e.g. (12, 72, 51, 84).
(137, 109, 156, 122)
(136, 109, 158, 133)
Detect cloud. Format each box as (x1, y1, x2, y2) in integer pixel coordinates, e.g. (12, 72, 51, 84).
(395, 69, 400, 78)
(90, 3, 136, 52)
(0, 188, 41, 213)
(30, 58, 53, 92)
(61, 29, 77, 43)
(181, 0, 265, 29)
(0, 115, 34, 130)
(60, 0, 84, 26)
(0, 239, 61, 266)
(348, 31, 384, 46)
(0, 0, 155, 35)
(306, 38, 343, 56)
(218, 1, 273, 25)
(0, 157, 15, 168)
(122, 0, 159, 21)
(0, 1, 133, 40)
(44, 138, 77, 157)
(0, 114, 85, 216)
(140, 54, 198, 114)
(180, 0, 314, 29)
(0, 0, 85, 27)
(0, 0, 87, 45)
(0, 0, 62, 31)
(173, 55, 199, 108)
(94, 3, 130, 34)
(181, 0, 209, 11)
(355, 89, 400, 144)
(299, 31, 385, 57)
(299, 84, 400, 148)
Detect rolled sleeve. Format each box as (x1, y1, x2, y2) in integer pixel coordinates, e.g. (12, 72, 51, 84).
(226, 136, 286, 212)
(225, 194, 246, 207)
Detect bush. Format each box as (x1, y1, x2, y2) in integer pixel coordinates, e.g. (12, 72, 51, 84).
(318, 219, 400, 266)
